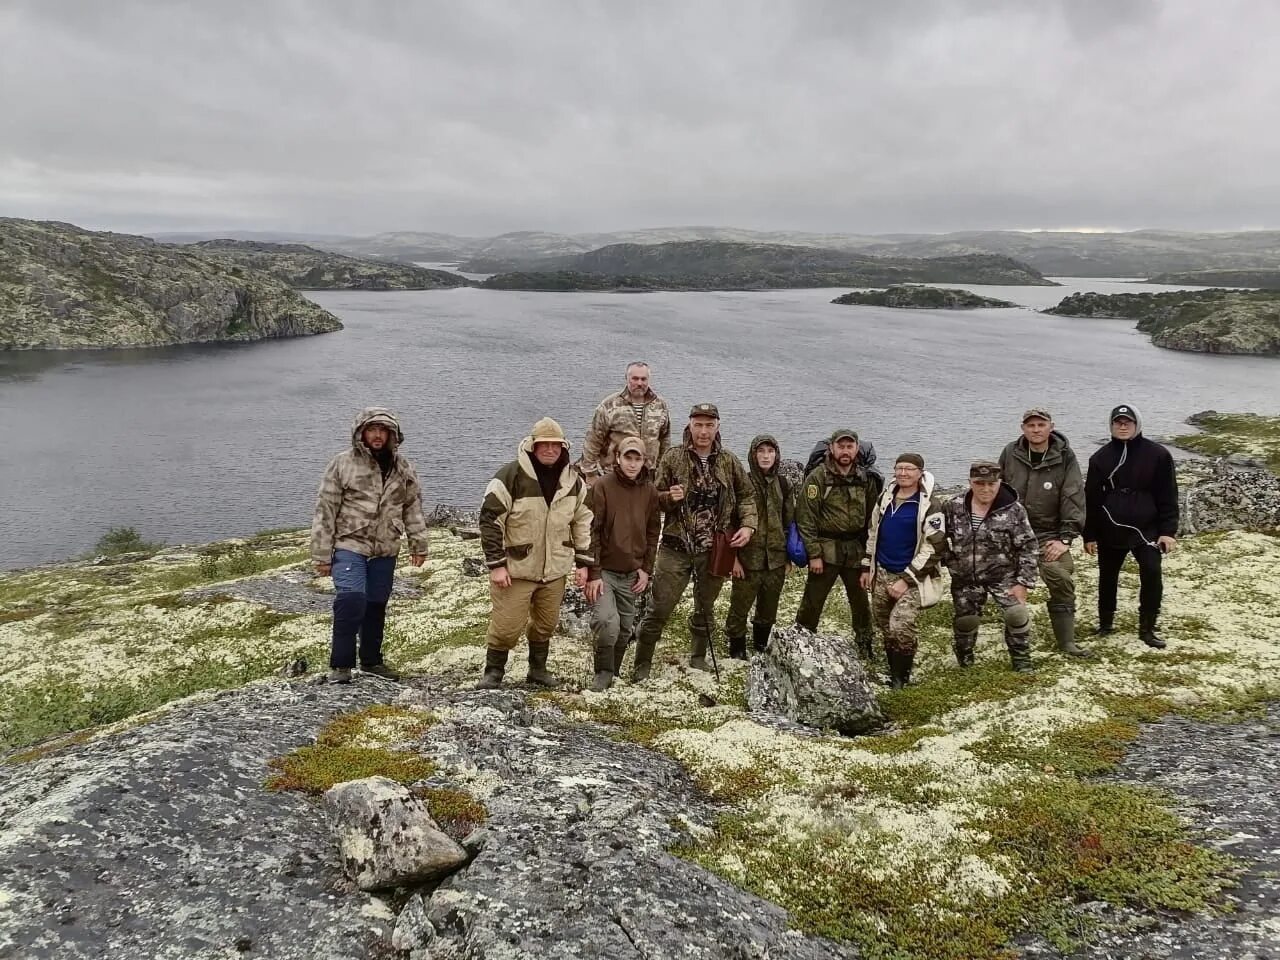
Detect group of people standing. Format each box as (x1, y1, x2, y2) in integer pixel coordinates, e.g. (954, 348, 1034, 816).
(310, 364, 1179, 691)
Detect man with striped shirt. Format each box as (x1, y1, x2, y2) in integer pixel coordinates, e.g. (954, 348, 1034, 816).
(580, 362, 672, 478)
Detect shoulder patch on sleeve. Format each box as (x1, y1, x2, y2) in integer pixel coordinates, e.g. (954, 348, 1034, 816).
(926, 514, 944, 531)
(806, 484, 819, 500)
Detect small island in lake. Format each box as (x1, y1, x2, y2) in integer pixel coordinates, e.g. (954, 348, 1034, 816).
(831, 285, 1017, 309)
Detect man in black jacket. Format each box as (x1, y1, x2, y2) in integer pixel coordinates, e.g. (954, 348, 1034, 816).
(1083, 404, 1179, 648)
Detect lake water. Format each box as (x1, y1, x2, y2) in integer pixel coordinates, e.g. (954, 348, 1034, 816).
(2, 278, 1276, 568)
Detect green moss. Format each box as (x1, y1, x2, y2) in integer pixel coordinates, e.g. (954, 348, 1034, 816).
(413, 785, 489, 839)
(1172, 412, 1280, 472)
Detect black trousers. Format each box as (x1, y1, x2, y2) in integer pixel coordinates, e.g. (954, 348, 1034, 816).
(1096, 543, 1163, 619)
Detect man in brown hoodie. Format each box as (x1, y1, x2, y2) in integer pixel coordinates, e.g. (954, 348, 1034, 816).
(585, 436, 661, 691)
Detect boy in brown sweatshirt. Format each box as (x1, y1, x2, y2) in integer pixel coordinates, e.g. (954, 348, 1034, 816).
(584, 436, 661, 691)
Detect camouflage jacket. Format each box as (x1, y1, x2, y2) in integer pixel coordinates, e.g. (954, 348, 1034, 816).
(310, 408, 430, 565)
(580, 388, 671, 474)
(654, 430, 758, 549)
(794, 458, 880, 566)
(738, 434, 794, 571)
(941, 482, 1038, 589)
(997, 432, 1085, 543)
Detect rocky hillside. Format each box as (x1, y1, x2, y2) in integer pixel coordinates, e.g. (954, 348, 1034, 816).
(831, 285, 1016, 309)
(1148, 269, 1280, 289)
(1046, 289, 1280, 355)
(477, 241, 1051, 290)
(0, 219, 343, 350)
(187, 239, 472, 290)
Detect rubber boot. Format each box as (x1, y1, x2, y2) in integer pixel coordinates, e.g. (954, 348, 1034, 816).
(953, 632, 977, 667)
(476, 648, 507, 689)
(688, 656, 711, 672)
(1139, 611, 1167, 649)
(1093, 610, 1115, 637)
(358, 600, 388, 670)
(751, 621, 772, 653)
(727, 636, 748, 661)
(1049, 604, 1091, 658)
(887, 649, 915, 690)
(526, 642, 559, 688)
(631, 639, 655, 682)
(590, 643, 614, 692)
(612, 638, 630, 675)
(1007, 631, 1035, 673)
(689, 630, 711, 671)
(855, 629, 875, 663)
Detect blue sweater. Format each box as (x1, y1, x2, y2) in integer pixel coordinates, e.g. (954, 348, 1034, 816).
(875, 495, 919, 573)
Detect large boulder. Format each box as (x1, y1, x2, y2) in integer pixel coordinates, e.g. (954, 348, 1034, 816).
(323, 776, 468, 891)
(747, 625, 884, 735)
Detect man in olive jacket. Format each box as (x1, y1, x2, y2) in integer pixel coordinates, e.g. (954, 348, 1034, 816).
(631, 404, 757, 680)
(997, 407, 1090, 657)
(477, 417, 593, 690)
(724, 434, 793, 658)
(311, 407, 430, 684)
(794, 428, 881, 661)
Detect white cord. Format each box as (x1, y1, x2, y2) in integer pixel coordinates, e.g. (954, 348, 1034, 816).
(1101, 440, 1162, 550)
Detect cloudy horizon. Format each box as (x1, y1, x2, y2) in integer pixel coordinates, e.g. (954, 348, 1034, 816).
(3, 0, 1278, 238)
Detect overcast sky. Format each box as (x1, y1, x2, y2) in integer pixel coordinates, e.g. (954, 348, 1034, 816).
(2, 0, 1277, 237)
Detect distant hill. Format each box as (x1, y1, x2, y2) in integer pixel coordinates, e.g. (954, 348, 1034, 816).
(1045, 289, 1280, 355)
(1148, 269, 1280, 290)
(478, 241, 1051, 290)
(832, 286, 1016, 309)
(186, 239, 472, 290)
(0, 219, 342, 350)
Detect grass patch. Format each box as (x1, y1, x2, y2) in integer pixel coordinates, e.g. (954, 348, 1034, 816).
(91, 526, 162, 557)
(1173, 412, 1280, 472)
(413, 785, 489, 839)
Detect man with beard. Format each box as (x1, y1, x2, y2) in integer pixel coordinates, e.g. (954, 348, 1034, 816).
(631, 403, 757, 680)
(311, 407, 430, 684)
(943, 461, 1040, 672)
(585, 436, 661, 690)
(580, 361, 672, 477)
(1084, 404, 1178, 649)
(794, 428, 881, 661)
(477, 418, 593, 689)
(998, 408, 1090, 657)
(724, 434, 794, 659)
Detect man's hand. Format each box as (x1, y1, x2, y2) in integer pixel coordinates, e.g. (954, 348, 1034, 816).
(409, 553, 427, 567)
(632, 569, 650, 594)
(490, 567, 512, 589)
(888, 578, 909, 600)
(574, 566, 589, 589)
(729, 527, 753, 548)
(1084, 541, 1098, 556)
(1042, 540, 1069, 563)
(732, 558, 745, 580)
(314, 562, 332, 577)
(1007, 584, 1028, 604)
(858, 571, 871, 591)
(667, 484, 685, 503)
(1157, 535, 1177, 554)
(809, 557, 824, 574)
(584, 578, 605, 603)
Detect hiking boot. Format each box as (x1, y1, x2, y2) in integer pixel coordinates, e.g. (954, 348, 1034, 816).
(887, 650, 915, 690)
(612, 639, 630, 675)
(688, 656, 711, 672)
(727, 636, 748, 661)
(1139, 612, 1167, 649)
(526, 642, 559, 688)
(327, 667, 353, 684)
(1049, 605, 1091, 658)
(589, 671, 613, 693)
(361, 662, 401, 681)
(632, 661, 652, 683)
(855, 630, 875, 663)
(476, 648, 507, 690)
(1093, 611, 1115, 637)
(631, 638, 655, 682)
(1008, 635, 1035, 673)
(953, 632, 977, 668)
(751, 621, 772, 653)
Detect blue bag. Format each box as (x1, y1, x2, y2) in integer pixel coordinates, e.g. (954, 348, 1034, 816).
(785, 521, 808, 567)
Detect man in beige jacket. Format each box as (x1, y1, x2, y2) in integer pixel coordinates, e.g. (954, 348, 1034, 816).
(311, 407, 430, 684)
(477, 417, 593, 689)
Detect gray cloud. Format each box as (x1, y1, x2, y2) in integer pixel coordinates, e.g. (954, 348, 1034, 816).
(2, 0, 1277, 235)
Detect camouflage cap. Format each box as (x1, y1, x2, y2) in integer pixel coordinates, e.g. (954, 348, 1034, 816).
(969, 460, 1002, 480)
(1022, 407, 1053, 423)
(689, 403, 720, 419)
(830, 428, 859, 443)
(617, 435, 646, 457)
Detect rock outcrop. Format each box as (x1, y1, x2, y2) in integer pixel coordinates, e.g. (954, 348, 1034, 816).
(746, 625, 884, 735)
(187, 239, 473, 291)
(0, 218, 343, 349)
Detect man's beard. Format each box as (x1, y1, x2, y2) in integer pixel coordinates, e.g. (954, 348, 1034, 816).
(835, 455, 854, 468)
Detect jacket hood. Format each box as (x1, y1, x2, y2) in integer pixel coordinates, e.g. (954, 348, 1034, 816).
(885, 470, 935, 502)
(351, 407, 403, 455)
(1109, 403, 1144, 435)
(517, 436, 571, 479)
(964, 479, 1019, 513)
(1015, 430, 1071, 461)
(747, 434, 781, 478)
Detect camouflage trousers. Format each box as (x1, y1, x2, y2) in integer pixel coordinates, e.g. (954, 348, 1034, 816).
(634, 547, 726, 664)
(724, 566, 787, 638)
(950, 579, 1031, 655)
(871, 569, 923, 656)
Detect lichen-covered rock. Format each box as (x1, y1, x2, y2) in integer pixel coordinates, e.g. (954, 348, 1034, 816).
(747, 625, 884, 735)
(391, 893, 436, 952)
(324, 776, 468, 891)
(460, 556, 487, 578)
(557, 583, 592, 639)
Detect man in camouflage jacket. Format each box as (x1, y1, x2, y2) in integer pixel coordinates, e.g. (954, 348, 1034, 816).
(579, 361, 671, 475)
(942, 461, 1040, 672)
(631, 403, 757, 680)
(311, 407, 430, 683)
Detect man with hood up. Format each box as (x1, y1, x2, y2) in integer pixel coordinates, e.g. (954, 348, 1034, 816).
(477, 417, 593, 689)
(942, 461, 1040, 672)
(724, 434, 794, 659)
(998, 408, 1090, 658)
(631, 403, 757, 680)
(311, 407, 430, 684)
(585, 435, 661, 690)
(1083, 404, 1178, 649)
